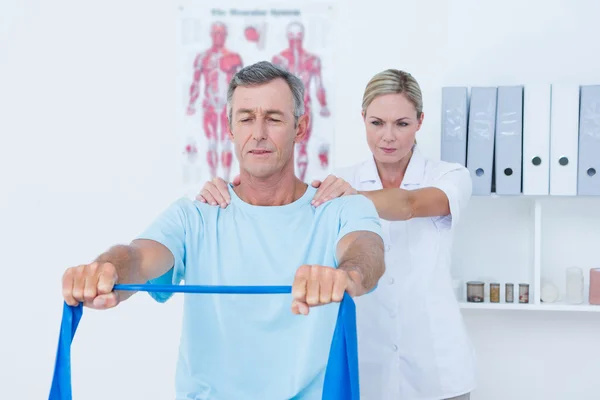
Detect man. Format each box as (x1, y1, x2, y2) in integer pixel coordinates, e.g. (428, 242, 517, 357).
(186, 21, 243, 181)
(61, 61, 385, 399)
(272, 21, 331, 181)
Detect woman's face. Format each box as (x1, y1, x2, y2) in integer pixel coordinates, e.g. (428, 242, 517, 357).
(363, 93, 424, 165)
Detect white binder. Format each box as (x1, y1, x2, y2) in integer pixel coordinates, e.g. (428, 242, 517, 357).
(494, 86, 524, 195)
(522, 84, 551, 195)
(577, 85, 600, 195)
(550, 83, 580, 196)
(466, 87, 497, 196)
(441, 87, 469, 166)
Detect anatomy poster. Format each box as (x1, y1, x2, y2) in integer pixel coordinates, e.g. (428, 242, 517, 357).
(177, 2, 335, 195)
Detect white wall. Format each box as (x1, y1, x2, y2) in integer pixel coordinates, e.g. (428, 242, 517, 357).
(2, 0, 600, 399)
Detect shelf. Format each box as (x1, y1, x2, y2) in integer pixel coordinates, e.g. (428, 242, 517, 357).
(459, 301, 600, 312)
(472, 194, 600, 199)
(459, 301, 538, 311)
(451, 195, 600, 313)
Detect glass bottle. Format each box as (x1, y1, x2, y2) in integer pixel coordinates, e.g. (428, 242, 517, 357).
(466, 281, 485, 303)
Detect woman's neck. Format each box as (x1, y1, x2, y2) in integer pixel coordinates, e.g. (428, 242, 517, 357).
(376, 150, 412, 188)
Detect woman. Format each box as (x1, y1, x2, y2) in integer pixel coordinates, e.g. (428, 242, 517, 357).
(196, 69, 476, 400)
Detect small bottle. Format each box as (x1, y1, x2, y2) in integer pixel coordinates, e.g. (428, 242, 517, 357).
(590, 268, 600, 305)
(490, 283, 500, 303)
(466, 281, 485, 303)
(519, 283, 530, 304)
(505, 283, 514, 303)
(566, 267, 584, 304)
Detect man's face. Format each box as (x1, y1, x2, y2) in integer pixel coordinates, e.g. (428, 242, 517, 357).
(229, 78, 307, 179)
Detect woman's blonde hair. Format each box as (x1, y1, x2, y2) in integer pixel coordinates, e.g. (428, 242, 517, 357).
(361, 69, 423, 119)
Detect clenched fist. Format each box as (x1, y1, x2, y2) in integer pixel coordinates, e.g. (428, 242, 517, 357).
(62, 262, 119, 309)
(291, 264, 358, 315)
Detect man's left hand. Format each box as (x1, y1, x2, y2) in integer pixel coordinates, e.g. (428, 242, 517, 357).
(310, 174, 357, 207)
(291, 264, 358, 315)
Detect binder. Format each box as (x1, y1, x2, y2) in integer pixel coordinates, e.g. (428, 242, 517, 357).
(522, 84, 551, 195)
(494, 86, 524, 195)
(550, 83, 580, 196)
(441, 87, 469, 166)
(577, 85, 600, 195)
(466, 87, 497, 196)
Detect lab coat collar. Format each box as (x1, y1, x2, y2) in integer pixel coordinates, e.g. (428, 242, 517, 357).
(402, 145, 426, 186)
(358, 145, 425, 187)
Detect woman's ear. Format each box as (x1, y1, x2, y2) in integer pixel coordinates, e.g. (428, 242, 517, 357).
(416, 112, 425, 130)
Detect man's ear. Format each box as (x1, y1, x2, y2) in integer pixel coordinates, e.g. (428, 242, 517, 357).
(228, 123, 234, 140)
(294, 114, 309, 143)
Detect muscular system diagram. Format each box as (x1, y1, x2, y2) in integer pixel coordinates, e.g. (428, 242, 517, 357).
(186, 22, 243, 181)
(272, 21, 331, 181)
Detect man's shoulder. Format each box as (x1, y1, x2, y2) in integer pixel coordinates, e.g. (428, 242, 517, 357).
(318, 194, 378, 219)
(159, 196, 215, 221)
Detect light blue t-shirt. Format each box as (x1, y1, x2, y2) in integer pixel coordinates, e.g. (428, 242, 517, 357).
(136, 184, 382, 400)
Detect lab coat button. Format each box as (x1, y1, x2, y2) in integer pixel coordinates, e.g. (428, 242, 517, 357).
(388, 277, 395, 285)
(385, 245, 392, 252)
(392, 344, 398, 352)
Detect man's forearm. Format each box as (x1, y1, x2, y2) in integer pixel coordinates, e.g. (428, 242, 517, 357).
(337, 232, 385, 296)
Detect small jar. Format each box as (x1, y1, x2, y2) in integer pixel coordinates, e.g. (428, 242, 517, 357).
(519, 283, 529, 304)
(490, 283, 500, 303)
(505, 283, 514, 303)
(466, 281, 485, 303)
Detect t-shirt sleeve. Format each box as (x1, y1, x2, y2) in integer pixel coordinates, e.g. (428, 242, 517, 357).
(429, 164, 472, 230)
(334, 194, 383, 254)
(135, 197, 192, 303)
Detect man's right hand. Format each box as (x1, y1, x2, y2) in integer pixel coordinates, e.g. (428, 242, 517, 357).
(62, 262, 119, 309)
(196, 175, 240, 207)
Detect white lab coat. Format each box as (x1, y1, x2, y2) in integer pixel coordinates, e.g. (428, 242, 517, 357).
(335, 147, 477, 400)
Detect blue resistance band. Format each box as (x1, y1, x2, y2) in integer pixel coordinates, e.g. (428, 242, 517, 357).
(48, 284, 360, 400)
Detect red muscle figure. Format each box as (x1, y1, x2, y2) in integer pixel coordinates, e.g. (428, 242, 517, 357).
(187, 22, 243, 181)
(272, 21, 330, 181)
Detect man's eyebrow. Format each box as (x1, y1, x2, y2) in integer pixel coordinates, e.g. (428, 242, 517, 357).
(264, 109, 284, 115)
(235, 109, 285, 117)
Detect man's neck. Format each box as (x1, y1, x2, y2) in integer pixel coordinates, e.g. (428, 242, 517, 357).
(235, 172, 307, 206)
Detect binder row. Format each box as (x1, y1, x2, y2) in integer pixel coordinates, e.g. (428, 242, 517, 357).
(440, 84, 600, 196)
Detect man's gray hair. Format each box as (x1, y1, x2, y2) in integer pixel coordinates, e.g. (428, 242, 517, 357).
(226, 61, 305, 126)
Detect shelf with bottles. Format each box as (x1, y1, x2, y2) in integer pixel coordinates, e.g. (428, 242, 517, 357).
(450, 195, 537, 308)
(536, 196, 600, 311)
(450, 196, 600, 312)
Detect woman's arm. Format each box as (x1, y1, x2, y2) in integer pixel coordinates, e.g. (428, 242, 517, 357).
(359, 187, 450, 221)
